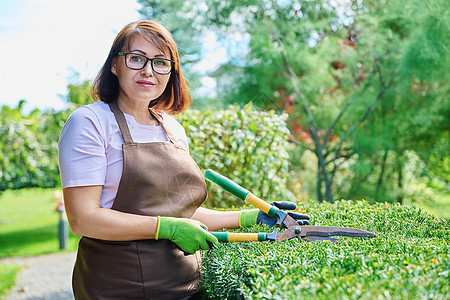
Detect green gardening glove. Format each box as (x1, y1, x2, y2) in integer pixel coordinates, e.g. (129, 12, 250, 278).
(156, 216, 219, 254)
(239, 209, 260, 227)
(240, 201, 310, 228)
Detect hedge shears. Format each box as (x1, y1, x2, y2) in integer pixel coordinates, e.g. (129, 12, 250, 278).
(204, 169, 376, 243)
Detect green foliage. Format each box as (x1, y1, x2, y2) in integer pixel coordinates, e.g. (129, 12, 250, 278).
(0, 101, 68, 191)
(0, 94, 293, 210)
(141, 0, 449, 204)
(0, 74, 94, 192)
(0, 263, 20, 298)
(344, 0, 450, 203)
(178, 103, 294, 208)
(200, 200, 449, 299)
(61, 76, 93, 108)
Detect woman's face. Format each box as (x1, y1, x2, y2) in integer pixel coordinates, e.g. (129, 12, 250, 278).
(112, 34, 171, 105)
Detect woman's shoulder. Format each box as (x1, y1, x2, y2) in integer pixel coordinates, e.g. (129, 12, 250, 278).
(67, 101, 113, 125)
(61, 102, 114, 140)
(70, 101, 110, 117)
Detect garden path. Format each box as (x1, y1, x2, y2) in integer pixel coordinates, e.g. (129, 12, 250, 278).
(1, 252, 75, 300)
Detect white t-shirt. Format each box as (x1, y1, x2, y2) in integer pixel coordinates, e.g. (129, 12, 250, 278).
(58, 101, 189, 209)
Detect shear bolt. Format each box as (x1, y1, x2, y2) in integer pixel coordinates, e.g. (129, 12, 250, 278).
(294, 226, 301, 234)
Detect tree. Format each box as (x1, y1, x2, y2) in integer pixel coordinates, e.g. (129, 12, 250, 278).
(342, 0, 449, 203)
(139, 0, 449, 203)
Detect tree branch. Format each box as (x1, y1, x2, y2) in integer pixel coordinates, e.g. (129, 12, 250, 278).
(322, 71, 376, 146)
(266, 20, 333, 201)
(325, 151, 356, 166)
(322, 49, 392, 147)
(330, 54, 396, 163)
(266, 21, 320, 140)
(374, 54, 386, 90)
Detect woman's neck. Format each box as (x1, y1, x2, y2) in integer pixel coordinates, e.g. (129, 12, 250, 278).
(117, 98, 159, 126)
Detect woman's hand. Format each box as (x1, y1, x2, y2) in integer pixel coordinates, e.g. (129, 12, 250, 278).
(240, 201, 310, 228)
(257, 201, 310, 227)
(156, 217, 219, 254)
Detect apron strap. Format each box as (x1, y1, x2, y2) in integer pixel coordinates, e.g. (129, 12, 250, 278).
(109, 101, 183, 149)
(108, 102, 135, 144)
(149, 109, 183, 148)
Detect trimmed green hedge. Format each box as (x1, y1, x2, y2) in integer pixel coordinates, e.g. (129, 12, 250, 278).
(200, 200, 449, 299)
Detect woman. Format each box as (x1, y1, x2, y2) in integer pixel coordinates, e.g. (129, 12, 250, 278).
(59, 20, 308, 299)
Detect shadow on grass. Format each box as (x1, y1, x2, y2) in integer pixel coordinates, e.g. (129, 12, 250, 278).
(0, 224, 77, 258)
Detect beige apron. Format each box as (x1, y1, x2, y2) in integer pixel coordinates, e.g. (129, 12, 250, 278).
(72, 101, 208, 299)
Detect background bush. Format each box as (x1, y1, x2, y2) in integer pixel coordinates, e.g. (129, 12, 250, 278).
(200, 200, 449, 299)
(0, 101, 292, 207)
(0, 101, 68, 191)
(178, 103, 294, 208)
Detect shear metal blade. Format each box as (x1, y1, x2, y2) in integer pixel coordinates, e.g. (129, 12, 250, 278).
(275, 215, 302, 241)
(300, 226, 376, 238)
(304, 236, 340, 242)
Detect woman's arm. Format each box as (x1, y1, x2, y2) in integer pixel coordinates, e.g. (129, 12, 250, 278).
(63, 185, 158, 241)
(191, 207, 241, 231)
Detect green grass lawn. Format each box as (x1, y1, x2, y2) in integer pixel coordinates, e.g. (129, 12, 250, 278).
(0, 188, 80, 298)
(0, 263, 20, 299)
(0, 188, 80, 258)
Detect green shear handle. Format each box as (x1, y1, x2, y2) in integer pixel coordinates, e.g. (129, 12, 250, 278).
(204, 169, 279, 218)
(204, 169, 376, 243)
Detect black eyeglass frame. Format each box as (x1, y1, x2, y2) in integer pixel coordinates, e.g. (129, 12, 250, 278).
(117, 52, 175, 75)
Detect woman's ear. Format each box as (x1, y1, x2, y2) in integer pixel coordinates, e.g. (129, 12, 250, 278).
(111, 58, 117, 75)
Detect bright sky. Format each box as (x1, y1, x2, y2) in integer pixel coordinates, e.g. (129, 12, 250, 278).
(0, 0, 142, 112)
(0, 0, 233, 112)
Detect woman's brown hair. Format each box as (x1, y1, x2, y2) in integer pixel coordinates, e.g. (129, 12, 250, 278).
(91, 20, 191, 114)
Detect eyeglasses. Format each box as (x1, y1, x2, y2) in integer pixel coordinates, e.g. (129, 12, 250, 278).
(117, 52, 174, 75)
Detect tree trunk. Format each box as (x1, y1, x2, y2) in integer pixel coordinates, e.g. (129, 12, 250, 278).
(316, 150, 323, 202)
(397, 163, 403, 204)
(375, 149, 389, 201)
(316, 142, 333, 202)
